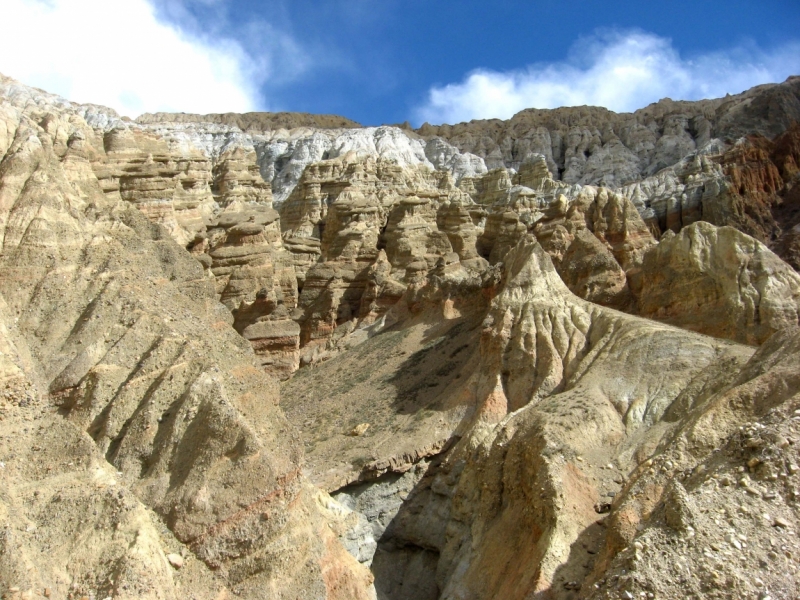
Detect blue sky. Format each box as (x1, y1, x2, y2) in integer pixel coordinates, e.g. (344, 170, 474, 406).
(2, 0, 800, 125)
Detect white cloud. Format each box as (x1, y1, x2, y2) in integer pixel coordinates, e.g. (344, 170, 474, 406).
(0, 0, 284, 117)
(414, 31, 800, 125)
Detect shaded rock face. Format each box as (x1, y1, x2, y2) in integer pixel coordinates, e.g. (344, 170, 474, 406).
(711, 124, 800, 269)
(618, 123, 800, 270)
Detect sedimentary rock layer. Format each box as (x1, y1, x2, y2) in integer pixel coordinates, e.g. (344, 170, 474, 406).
(418, 77, 800, 183)
(3, 71, 800, 600)
(0, 79, 374, 600)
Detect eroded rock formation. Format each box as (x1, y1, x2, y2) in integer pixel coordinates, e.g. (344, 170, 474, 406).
(418, 77, 800, 182)
(638, 222, 800, 344)
(2, 71, 800, 600)
(0, 77, 374, 600)
(283, 236, 799, 599)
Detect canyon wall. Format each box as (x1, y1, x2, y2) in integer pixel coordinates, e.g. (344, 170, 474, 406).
(1, 72, 800, 600)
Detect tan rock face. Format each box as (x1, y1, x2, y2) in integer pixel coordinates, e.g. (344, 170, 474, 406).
(557, 228, 631, 308)
(318, 238, 796, 599)
(9, 73, 799, 369)
(94, 125, 217, 246)
(469, 156, 654, 313)
(384, 195, 453, 277)
(0, 91, 374, 600)
(275, 147, 799, 365)
(5, 71, 800, 600)
(198, 199, 300, 378)
(213, 145, 274, 206)
(138, 110, 362, 131)
(207, 205, 295, 306)
(638, 221, 800, 345)
(231, 280, 301, 379)
(284, 235, 797, 598)
(279, 155, 471, 352)
(0, 77, 302, 380)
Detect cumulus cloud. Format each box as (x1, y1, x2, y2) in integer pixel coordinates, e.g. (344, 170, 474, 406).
(0, 0, 292, 117)
(414, 31, 800, 125)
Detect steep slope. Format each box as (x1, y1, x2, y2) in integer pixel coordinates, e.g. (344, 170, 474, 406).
(282, 235, 799, 599)
(2, 71, 800, 600)
(0, 74, 374, 599)
(425, 240, 799, 600)
(588, 328, 800, 599)
(638, 222, 800, 344)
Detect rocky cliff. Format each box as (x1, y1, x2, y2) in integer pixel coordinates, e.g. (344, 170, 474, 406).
(1, 72, 800, 600)
(417, 77, 800, 182)
(0, 75, 375, 600)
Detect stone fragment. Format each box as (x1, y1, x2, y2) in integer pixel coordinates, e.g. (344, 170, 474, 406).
(774, 517, 791, 528)
(166, 553, 184, 569)
(664, 480, 695, 532)
(349, 423, 370, 437)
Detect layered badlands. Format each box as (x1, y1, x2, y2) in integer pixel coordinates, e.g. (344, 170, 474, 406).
(0, 72, 799, 599)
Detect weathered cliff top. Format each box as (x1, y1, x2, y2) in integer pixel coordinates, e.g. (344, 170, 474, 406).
(137, 110, 362, 131)
(416, 77, 800, 139)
